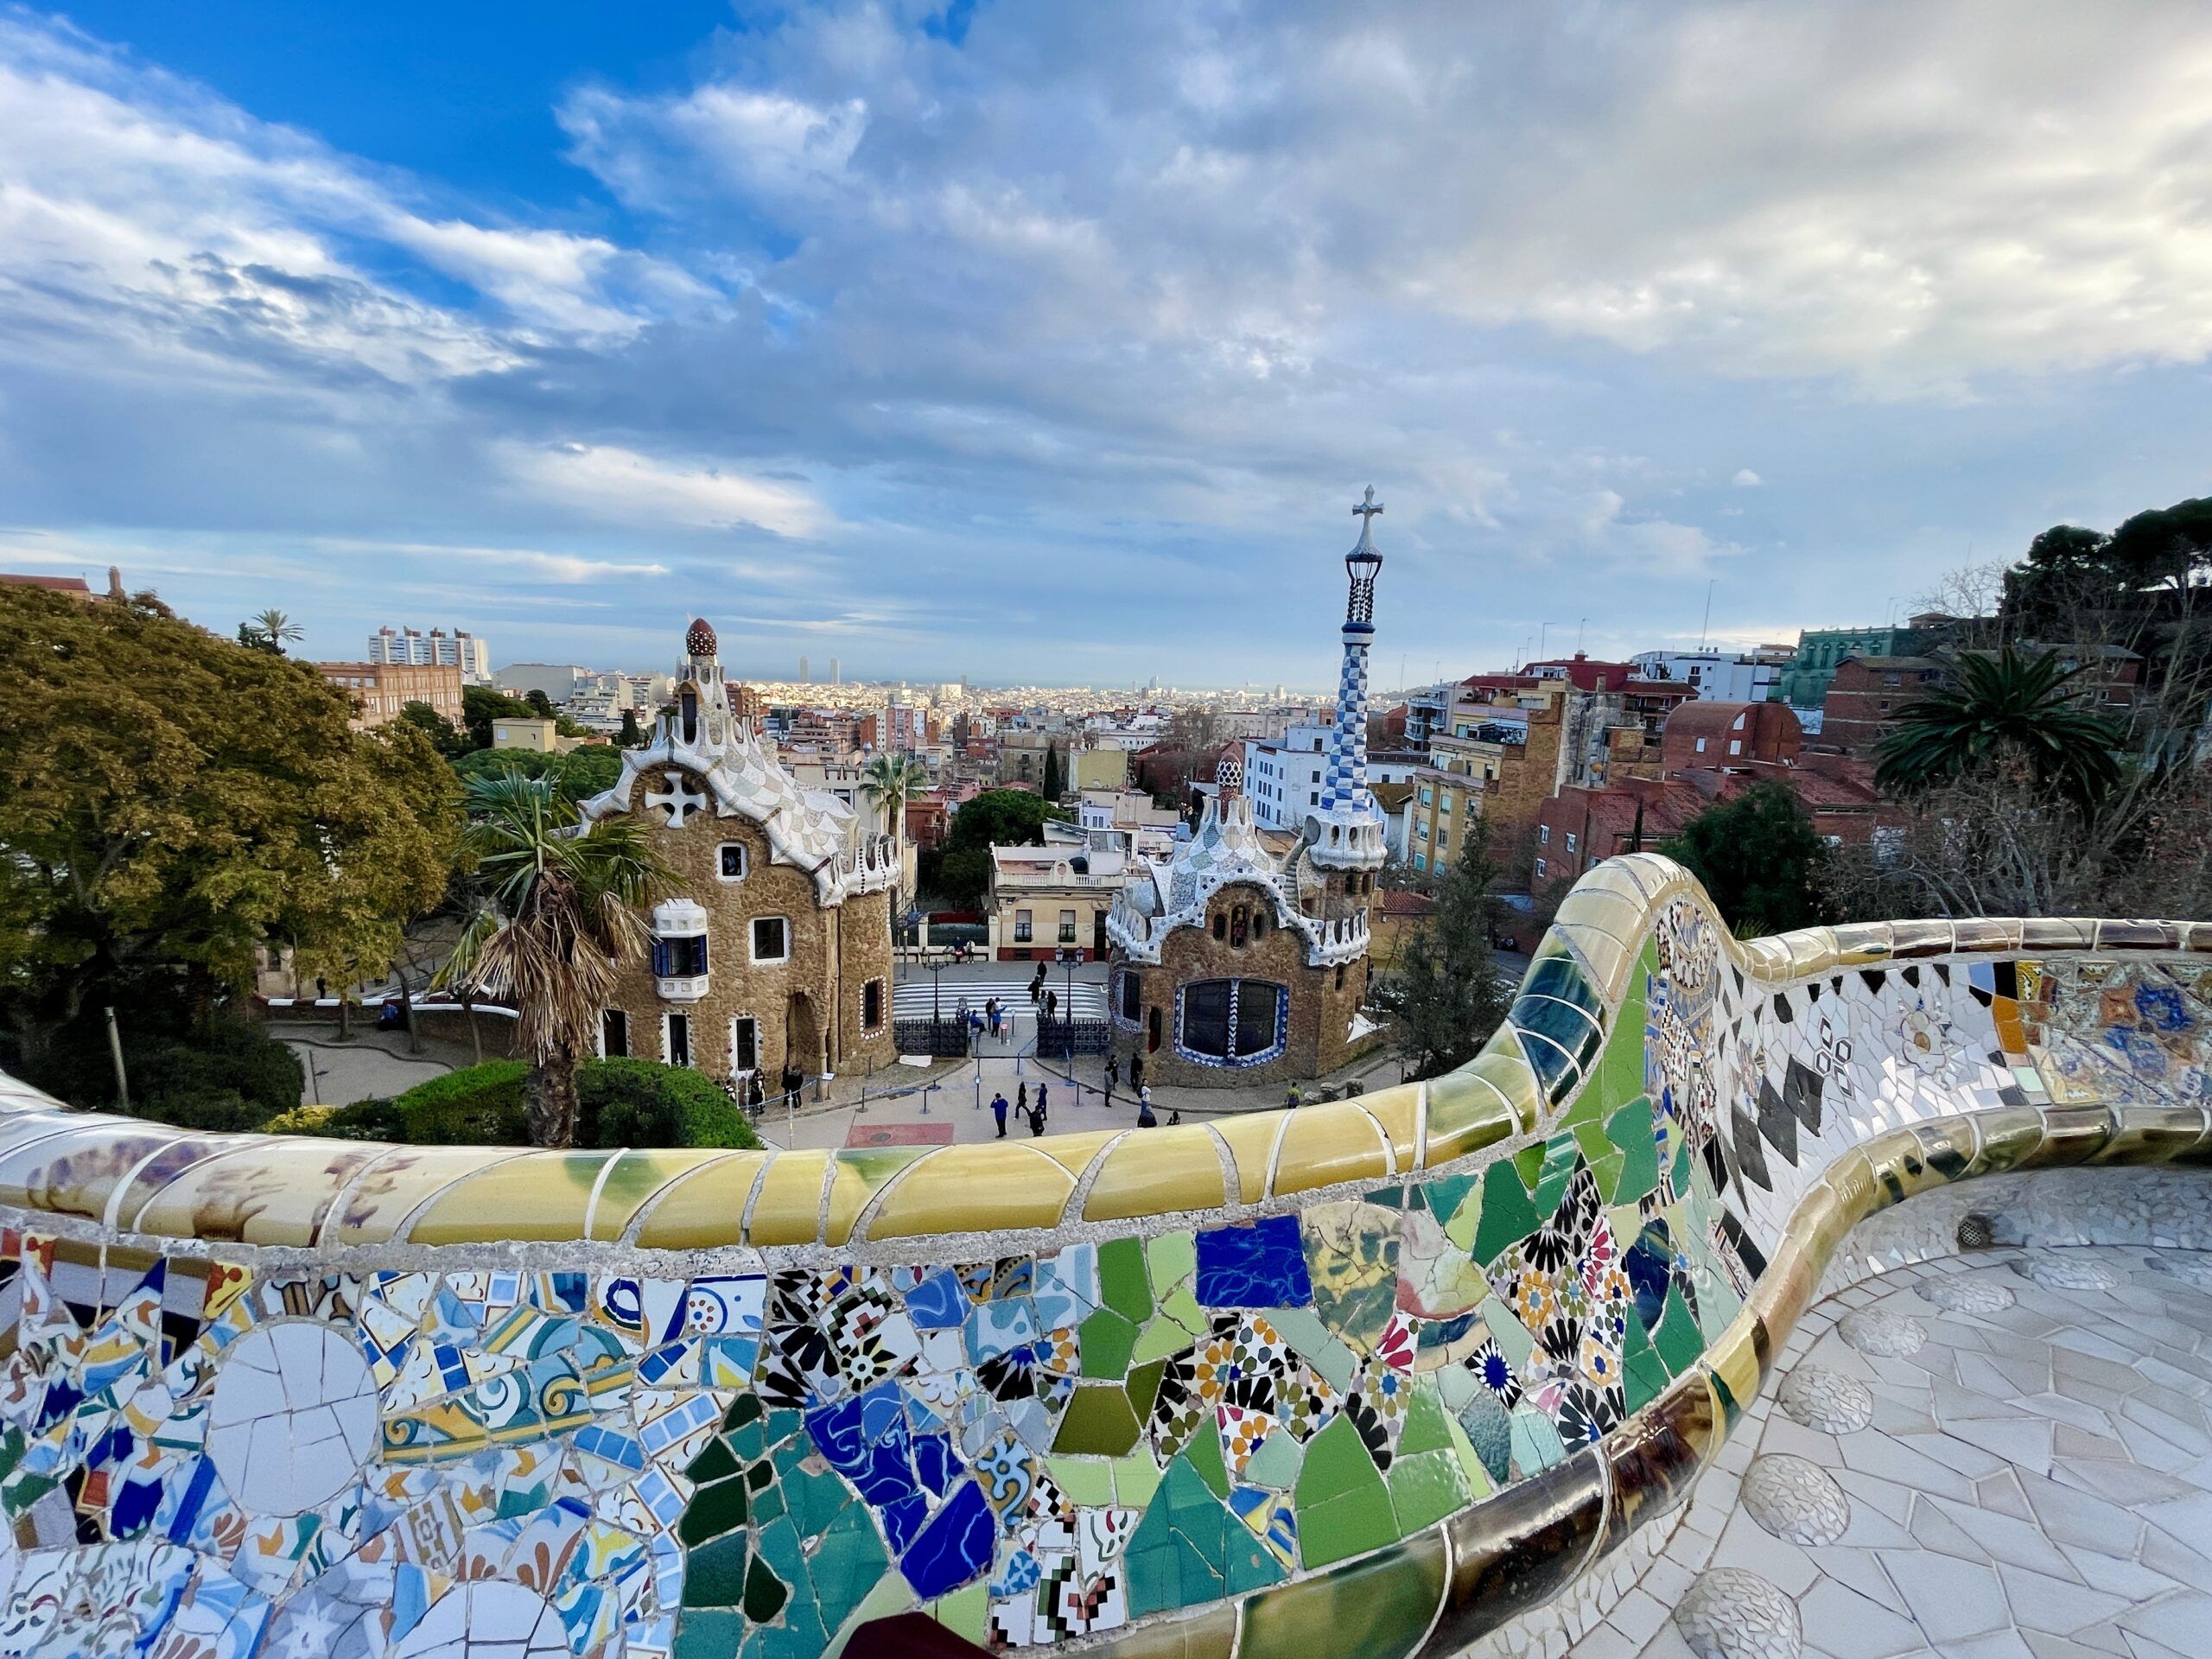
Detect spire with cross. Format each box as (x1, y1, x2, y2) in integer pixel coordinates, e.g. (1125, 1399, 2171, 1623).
(1311, 486, 1389, 868)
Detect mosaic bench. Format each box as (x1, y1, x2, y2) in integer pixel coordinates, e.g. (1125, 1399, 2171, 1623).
(0, 854, 2205, 1659)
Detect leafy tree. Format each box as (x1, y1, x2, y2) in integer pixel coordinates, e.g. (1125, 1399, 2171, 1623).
(453, 745, 622, 803)
(1660, 782, 1834, 936)
(461, 683, 538, 750)
(1042, 741, 1063, 802)
(0, 587, 459, 1067)
(400, 699, 469, 759)
(1874, 647, 2125, 810)
(438, 774, 671, 1146)
(619, 708, 645, 747)
(916, 787, 1068, 905)
(1377, 816, 1510, 1079)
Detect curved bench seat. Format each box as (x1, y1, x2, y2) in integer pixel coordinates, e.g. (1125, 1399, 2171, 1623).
(0, 855, 2205, 1657)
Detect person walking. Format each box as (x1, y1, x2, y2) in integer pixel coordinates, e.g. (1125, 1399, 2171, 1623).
(1130, 1051, 1144, 1090)
(1016, 1082, 1028, 1124)
(1285, 1084, 1302, 1109)
(1103, 1055, 1119, 1107)
(1028, 1091, 1047, 1136)
(1044, 988, 1058, 1021)
(1036, 1081, 1049, 1122)
(986, 998, 1000, 1039)
(1136, 1084, 1157, 1128)
(1027, 975, 1042, 1007)
(991, 1090, 1009, 1138)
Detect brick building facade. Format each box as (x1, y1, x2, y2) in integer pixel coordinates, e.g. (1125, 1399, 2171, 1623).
(576, 620, 899, 1086)
(314, 660, 465, 730)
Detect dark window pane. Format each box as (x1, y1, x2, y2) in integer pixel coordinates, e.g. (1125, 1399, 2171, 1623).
(862, 980, 883, 1027)
(733, 1019, 757, 1071)
(601, 1009, 628, 1058)
(1117, 970, 1141, 1023)
(753, 918, 787, 959)
(721, 843, 745, 878)
(668, 1014, 691, 1068)
(1236, 980, 1282, 1058)
(1182, 980, 1232, 1059)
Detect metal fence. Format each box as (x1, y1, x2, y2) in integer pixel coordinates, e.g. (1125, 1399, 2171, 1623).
(1036, 1016, 1114, 1057)
(893, 1018, 973, 1058)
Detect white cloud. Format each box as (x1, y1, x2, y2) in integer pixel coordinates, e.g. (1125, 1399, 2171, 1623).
(498, 443, 827, 539)
(1732, 468, 1763, 487)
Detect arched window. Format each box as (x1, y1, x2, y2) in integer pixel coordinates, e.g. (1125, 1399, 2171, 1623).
(1176, 978, 1287, 1066)
(1230, 906, 1249, 948)
(1212, 912, 1227, 941)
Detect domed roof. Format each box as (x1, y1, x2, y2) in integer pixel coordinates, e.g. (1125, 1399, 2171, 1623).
(685, 616, 717, 658)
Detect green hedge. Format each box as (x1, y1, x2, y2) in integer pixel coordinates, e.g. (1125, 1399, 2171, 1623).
(263, 1099, 407, 1141)
(270, 1058, 761, 1150)
(579, 1058, 762, 1150)
(393, 1060, 530, 1145)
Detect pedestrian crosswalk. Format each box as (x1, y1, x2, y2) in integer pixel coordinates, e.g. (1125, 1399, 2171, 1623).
(893, 977, 1108, 1019)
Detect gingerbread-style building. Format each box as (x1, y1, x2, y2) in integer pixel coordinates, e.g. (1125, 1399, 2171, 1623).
(575, 619, 899, 1086)
(1104, 493, 1391, 1086)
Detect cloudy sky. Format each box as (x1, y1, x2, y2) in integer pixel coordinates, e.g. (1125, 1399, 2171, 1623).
(3, 2, 2210, 689)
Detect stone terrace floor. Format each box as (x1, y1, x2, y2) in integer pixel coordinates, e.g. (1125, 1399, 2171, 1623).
(1560, 1246, 2212, 1659)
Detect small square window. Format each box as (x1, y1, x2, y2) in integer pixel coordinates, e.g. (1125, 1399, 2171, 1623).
(1535, 857, 1548, 879)
(1565, 832, 1578, 853)
(1058, 909, 1077, 943)
(1539, 824, 1550, 844)
(1014, 909, 1033, 943)
(751, 917, 789, 963)
(718, 842, 747, 880)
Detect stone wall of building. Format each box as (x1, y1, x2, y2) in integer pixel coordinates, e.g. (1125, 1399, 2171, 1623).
(600, 769, 895, 1080)
(1112, 879, 1377, 1088)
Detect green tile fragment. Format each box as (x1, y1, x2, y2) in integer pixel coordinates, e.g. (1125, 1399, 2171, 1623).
(1470, 1160, 1544, 1268)
(1096, 1236, 1153, 1323)
(1185, 1409, 1230, 1498)
(1386, 1446, 1469, 1532)
(1078, 1307, 1137, 1378)
(1147, 1230, 1196, 1294)
(1053, 1382, 1141, 1455)
(1045, 1455, 1113, 1506)
(1605, 1101, 1659, 1203)
(1112, 1451, 1161, 1508)
(1651, 1283, 1705, 1376)
(1396, 1379, 1453, 1459)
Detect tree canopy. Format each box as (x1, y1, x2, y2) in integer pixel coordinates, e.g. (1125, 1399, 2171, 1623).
(918, 788, 1069, 905)
(1379, 815, 1510, 1079)
(1659, 782, 1835, 937)
(462, 683, 538, 749)
(0, 587, 460, 1062)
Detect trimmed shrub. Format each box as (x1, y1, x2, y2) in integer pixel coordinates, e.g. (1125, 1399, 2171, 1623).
(578, 1059, 762, 1150)
(135, 1017, 302, 1120)
(132, 1086, 273, 1134)
(262, 1098, 406, 1141)
(395, 1061, 529, 1145)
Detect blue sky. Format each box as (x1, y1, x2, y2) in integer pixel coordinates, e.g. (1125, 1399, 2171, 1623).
(3, 3, 2210, 689)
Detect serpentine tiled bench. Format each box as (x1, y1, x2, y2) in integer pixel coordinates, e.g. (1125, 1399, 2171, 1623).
(0, 855, 2205, 1658)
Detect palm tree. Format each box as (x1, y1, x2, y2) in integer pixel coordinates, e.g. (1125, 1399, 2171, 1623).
(438, 773, 671, 1146)
(1874, 646, 2126, 809)
(859, 751, 925, 896)
(249, 608, 305, 654)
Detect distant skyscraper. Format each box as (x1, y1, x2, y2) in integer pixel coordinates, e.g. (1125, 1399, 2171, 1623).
(799, 655, 810, 684)
(831, 657, 841, 685)
(368, 625, 492, 683)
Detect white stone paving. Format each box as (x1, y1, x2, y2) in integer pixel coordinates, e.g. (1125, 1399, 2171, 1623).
(1592, 1247, 2212, 1659)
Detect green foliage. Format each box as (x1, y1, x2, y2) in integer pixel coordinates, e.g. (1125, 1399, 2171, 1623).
(1873, 646, 2126, 810)
(394, 1059, 531, 1145)
(462, 683, 538, 750)
(578, 1058, 763, 1150)
(1379, 817, 1510, 1080)
(400, 700, 469, 759)
(0, 587, 460, 1063)
(453, 745, 622, 803)
(264, 1098, 406, 1140)
(619, 709, 645, 747)
(2005, 496, 2212, 635)
(1660, 782, 1835, 936)
(918, 788, 1068, 904)
(438, 773, 671, 1145)
(10, 1006, 302, 1130)
(1041, 742, 1063, 802)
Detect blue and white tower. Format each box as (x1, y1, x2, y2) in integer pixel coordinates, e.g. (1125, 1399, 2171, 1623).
(1306, 486, 1390, 870)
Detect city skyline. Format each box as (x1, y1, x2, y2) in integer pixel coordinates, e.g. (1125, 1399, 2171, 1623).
(4, 3, 2211, 683)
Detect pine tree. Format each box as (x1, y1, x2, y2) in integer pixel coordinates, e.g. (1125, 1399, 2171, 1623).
(1042, 741, 1063, 801)
(1379, 817, 1511, 1079)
